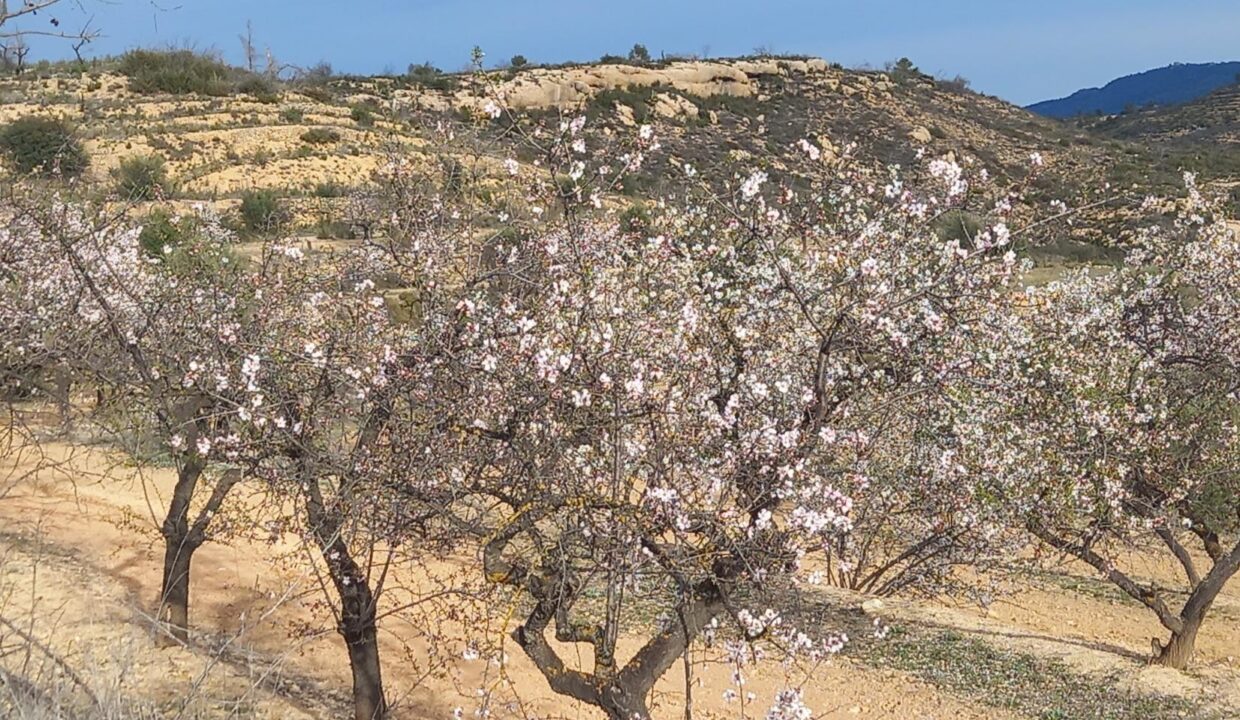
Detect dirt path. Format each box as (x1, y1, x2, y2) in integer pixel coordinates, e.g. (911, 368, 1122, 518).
(4, 441, 1235, 719)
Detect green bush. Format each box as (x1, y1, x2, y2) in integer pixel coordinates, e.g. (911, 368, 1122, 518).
(0, 116, 89, 177)
(407, 63, 457, 91)
(279, 106, 305, 123)
(137, 209, 185, 257)
(933, 210, 983, 246)
(237, 75, 280, 102)
(315, 218, 356, 240)
(350, 105, 375, 127)
(440, 156, 466, 195)
(510, 55, 529, 68)
(300, 127, 341, 145)
(119, 49, 238, 96)
(297, 84, 335, 104)
(888, 57, 922, 82)
(588, 85, 658, 123)
(313, 181, 347, 198)
(112, 154, 170, 201)
(238, 189, 288, 233)
(618, 203, 652, 235)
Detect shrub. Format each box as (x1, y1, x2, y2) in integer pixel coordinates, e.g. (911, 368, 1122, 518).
(137, 209, 185, 256)
(237, 75, 280, 102)
(300, 62, 334, 83)
(297, 84, 335, 104)
(618, 203, 651, 235)
(238, 189, 288, 233)
(316, 218, 356, 240)
(936, 75, 972, 94)
(933, 210, 982, 245)
(119, 49, 237, 96)
(628, 44, 651, 64)
(300, 127, 341, 145)
(250, 147, 274, 166)
(588, 85, 658, 123)
(279, 106, 305, 123)
(887, 57, 922, 82)
(440, 156, 466, 195)
(509, 55, 529, 68)
(406, 63, 457, 91)
(350, 105, 375, 127)
(112, 154, 170, 200)
(0, 116, 89, 177)
(313, 181, 347, 198)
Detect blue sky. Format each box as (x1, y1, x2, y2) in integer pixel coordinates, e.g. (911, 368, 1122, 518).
(16, 0, 1240, 105)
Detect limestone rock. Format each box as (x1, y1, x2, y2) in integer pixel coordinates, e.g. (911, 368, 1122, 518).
(860, 598, 886, 616)
(614, 103, 637, 127)
(652, 93, 700, 120)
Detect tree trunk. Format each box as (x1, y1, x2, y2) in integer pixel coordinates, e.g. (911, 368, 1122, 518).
(304, 473, 387, 720)
(342, 612, 386, 720)
(157, 458, 205, 646)
(598, 684, 649, 720)
(1157, 538, 1240, 670)
(324, 548, 386, 720)
(157, 531, 195, 645)
(1157, 617, 1200, 670)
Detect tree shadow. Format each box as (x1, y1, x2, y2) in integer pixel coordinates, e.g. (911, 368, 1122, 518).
(904, 618, 1148, 663)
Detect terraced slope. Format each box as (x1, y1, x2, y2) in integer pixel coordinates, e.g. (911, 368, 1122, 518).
(0, 55, 1225, 250)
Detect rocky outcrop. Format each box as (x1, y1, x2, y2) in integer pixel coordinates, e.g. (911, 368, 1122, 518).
(395, 58, 842, 116)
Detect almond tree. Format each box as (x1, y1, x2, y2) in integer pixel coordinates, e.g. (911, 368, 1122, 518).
(0, 197, 314, 645)
(964, 178, 1240, 669)
(216, 247, 395, 720)
(399, 115, 1032, 719)
(228, 163, 489, 719)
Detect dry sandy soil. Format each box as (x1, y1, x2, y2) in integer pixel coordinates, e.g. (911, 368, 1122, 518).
(1, 440, 1238, 719)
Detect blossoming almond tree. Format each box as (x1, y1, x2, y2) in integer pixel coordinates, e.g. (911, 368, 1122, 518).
(240, 247, 407, 720)
(0, 195, 345, 648)
(0, 198, 235, 643)
(398, 114, 1034, 719)
(0, 190, 456, 719)
(964, 178, 1240, 669)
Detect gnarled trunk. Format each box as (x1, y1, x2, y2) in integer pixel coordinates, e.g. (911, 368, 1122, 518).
(1154, 537, 1240, 670)
(1156, 616, 1201, 670)
(155, 459, 237, 646)
(597, 685, 650, 720)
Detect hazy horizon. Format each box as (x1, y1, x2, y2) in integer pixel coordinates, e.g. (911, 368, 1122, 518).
(12, 0, 1240, 106)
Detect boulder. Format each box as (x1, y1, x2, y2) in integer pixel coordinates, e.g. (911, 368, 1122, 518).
(910, 126, 933, 144)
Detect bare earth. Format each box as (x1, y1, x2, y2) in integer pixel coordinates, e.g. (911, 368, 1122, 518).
(1, 442, 1237, 719)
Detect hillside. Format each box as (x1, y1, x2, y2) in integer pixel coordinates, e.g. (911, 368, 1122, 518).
(1085, 81, 1240, 146)
(1, 55, 1114, 190)
(0, 53, 1225, 254)
(1028, 61, 1240, 118)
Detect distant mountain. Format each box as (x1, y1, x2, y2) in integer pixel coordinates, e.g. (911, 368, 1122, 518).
(1085, 80, 1240, 147)
(1028, 62, 1240, 118)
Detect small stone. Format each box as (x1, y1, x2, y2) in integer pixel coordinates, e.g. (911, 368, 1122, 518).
(861, 598, 885, 616)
